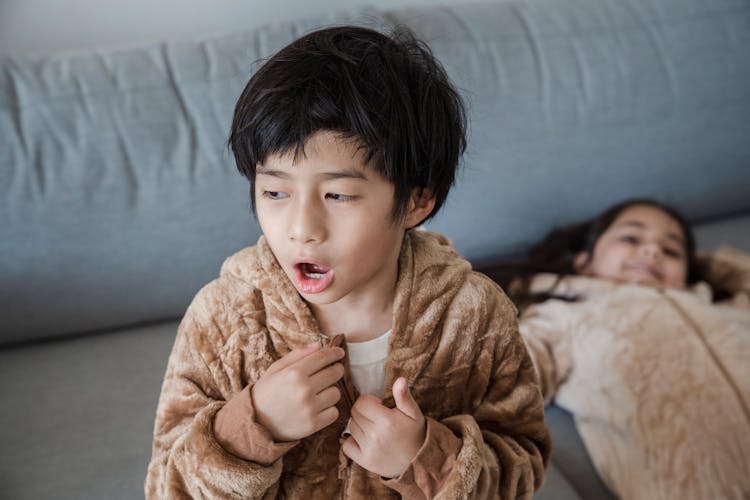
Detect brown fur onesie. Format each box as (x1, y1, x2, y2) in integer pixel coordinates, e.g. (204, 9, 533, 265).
(146, 230, 550, 498)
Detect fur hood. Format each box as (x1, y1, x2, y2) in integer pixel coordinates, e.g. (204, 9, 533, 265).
(218, 230, 475, 377)
(520, 246, 750, 500)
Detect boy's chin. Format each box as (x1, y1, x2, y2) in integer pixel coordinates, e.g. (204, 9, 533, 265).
(295, 287, 337, 304)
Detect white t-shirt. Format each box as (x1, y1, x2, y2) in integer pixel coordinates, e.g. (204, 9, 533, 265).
(346, 330, 391, 398)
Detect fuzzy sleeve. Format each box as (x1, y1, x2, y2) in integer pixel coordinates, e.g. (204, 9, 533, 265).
(144, 284, 291, 499)
(385, 284, 551, 499)
(518, 301, 576, 404)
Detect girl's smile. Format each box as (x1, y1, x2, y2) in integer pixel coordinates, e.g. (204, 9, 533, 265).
(575, 204, 688, 288)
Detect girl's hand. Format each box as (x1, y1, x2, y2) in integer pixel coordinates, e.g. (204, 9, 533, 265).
(252, 342, 345, 441)
(341, 377, 426, 478)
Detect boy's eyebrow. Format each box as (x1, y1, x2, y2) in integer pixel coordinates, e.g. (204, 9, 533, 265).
(617, 220, 685, 244)
(256, 168, 290, 179)
(319, 168, 368, 181)
(255, 166, 368, 181)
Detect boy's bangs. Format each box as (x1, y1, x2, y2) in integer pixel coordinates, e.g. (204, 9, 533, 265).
(229, 25, 467, 222)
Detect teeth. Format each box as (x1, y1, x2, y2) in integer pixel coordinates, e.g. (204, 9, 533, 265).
(298, 262, 328, 280)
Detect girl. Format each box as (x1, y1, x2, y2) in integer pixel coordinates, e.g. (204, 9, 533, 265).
(503, 199, 750, 500)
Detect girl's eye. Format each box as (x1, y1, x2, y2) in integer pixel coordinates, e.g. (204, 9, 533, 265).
(262, 191, 287, 200)
(325, 193, 356, 202)
(663, 247, 684, 259)
(620, 235, 639, 245)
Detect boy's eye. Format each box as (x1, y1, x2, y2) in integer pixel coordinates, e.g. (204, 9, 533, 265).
(325, 193, 356, 202)
(262, 191, 288, 200)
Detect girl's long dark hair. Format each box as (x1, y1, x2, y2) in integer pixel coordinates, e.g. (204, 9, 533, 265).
(491, 199, 704, 310)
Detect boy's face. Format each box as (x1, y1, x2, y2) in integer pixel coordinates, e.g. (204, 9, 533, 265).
(255, 131, 431, 312)
(575, 204, 688, 288)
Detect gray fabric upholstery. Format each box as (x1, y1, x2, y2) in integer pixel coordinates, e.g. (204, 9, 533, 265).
(544, 405, 618, 500)
(407, 0, 750, 257)
(0, 321, 176, 499)
(0, 318, 585, 500)
(0, 317, 583, 500)
(0, 9, 386, 346)
(1, 0, 749, 498)
(534, 454, 585, 500)
(2, 0, 749, 345)
(695, 213, 750, 252)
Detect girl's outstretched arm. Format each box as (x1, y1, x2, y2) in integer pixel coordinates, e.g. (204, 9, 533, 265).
(519, 300, 576, 404)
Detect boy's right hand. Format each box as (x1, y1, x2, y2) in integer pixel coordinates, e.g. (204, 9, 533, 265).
(251, 342, 345, 442)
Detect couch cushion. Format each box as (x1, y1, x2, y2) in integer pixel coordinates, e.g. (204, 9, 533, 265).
(0, 321, 177, 500)
(417, 0, 750, 258)
(2, 0, 749, 345)
(0, 9, 384, 345)
(544, 405, 617, 500)
(534, 459, 584, 500)
(694, 212, 750, 253)
(0, 320, 585, 500)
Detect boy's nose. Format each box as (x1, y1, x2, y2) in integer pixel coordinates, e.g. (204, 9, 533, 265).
(288, 198, 325, 243)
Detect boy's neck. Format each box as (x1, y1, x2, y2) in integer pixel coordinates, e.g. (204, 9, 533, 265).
(310, 275, 397, 343)
(314, 300, 394, 343)
(308, 235, 402, 343)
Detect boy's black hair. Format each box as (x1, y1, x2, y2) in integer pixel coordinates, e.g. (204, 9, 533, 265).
(491, 199, 706, 309)
(228, 25, 467, 222)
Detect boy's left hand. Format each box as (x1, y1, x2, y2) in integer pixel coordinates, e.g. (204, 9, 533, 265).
(341, 377, 426, 478)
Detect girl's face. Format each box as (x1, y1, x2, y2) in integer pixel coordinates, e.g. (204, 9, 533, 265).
(575, 205, 689, 288)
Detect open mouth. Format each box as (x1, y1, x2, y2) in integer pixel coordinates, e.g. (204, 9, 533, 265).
(298, 262, 329, 279)
(293, 261, 334, 294)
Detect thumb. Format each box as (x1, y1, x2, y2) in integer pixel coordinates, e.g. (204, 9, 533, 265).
(266, 341, 321, 375)
(393, 377, 422, 420)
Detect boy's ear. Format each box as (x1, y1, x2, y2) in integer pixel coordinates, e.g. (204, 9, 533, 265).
(403, 188, 436, 229)
(573, 251, 590, 273)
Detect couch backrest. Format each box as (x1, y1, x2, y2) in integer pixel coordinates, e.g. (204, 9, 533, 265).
(2, 0, 749, 345)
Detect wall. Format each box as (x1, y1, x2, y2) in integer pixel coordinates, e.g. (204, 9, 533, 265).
(0, 0, 485, 56)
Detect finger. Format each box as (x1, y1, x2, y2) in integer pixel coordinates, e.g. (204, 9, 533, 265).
(393, 377, 422, 420)
(265, 342, 321, 375)
(309, 362, 344, 392)
(347, 413, 368, 445)
(341, 435, 362, 462)
(350, 403, 376, 429)
(313, 385, 341, 412)
(312, 405, 339, 432)
(352, 394, 387, 421)
(297, 346, 346, 376)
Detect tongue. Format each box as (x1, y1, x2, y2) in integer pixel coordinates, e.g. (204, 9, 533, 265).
(304, 263, 328, 274)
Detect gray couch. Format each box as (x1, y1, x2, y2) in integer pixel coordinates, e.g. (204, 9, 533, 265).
(2, 0, 749, 498)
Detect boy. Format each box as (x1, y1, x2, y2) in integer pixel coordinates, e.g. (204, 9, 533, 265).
(146, 26, 549, 499)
